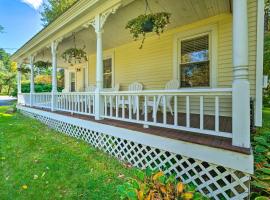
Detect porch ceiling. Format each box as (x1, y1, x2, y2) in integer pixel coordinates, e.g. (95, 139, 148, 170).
(33, 0, 231, 68)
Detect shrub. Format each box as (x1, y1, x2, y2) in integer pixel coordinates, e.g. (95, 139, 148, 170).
(11, 83, 63, 97)
(117, 167, 208, 200)
(250, 130, 270, 199)
(263, 87, 270, 108)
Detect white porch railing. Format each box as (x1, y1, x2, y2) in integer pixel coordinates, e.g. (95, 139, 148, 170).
(55, 92, 95, 116)
(32, 93, 52, 109)
(100, 88, 232, 138)
(18, 93, 30, 106)
(18, 88, 232, 138)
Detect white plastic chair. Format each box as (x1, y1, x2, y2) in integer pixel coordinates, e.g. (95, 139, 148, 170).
(85, 85, 96, 92)
(158, 80, 180, 115)
(129, 82, 143, 114)
(117, 82, 143, 114)
(144, 80, 180, 116)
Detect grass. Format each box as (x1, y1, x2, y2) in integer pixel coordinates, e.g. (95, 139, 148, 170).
(260, 107, 270, 132)
(0, 106, 136, 200)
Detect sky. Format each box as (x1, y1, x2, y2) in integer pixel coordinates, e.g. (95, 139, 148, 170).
(0, 0, 44, 54)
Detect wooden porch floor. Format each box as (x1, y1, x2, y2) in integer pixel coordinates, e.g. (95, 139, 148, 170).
(31, 106, 251, 155)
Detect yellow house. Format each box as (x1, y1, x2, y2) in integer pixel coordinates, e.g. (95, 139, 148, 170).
(11, 0, 265, 199)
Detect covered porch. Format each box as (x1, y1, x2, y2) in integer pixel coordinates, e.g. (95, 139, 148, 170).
(15, 0, 253, 151)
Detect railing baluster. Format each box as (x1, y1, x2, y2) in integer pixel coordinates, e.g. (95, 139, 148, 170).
(122, 96, 125, 118)
(215, 96, 219, 132)
(71, 95, 74, 112)
(136, 95, 139, 121)
(92, 94, 95, 114)
(110, 95, 113, 117)
(116, 95, 119, 118)
(163, 96, 166, 124)
(174, 96, 178, 126)
(153, 96, 157, 123)
(200, 96, 204, 130)
(186, 96, 190, 128)
(64, 94, 66, 110)
(88, 94, 91, 114)
(128, 96, 132, 119)
(144, 96, 148, 123)
(77, 94, 79, 112)
(104, 95, 107, 116)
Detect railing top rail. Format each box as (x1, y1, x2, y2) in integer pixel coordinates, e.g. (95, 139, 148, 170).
(57, 92, 95, 95)
(33, 92, 52, 95)
(100, 88, 232, 96)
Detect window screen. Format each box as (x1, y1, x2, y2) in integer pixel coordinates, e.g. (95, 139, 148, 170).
(180, 35, 210, 87)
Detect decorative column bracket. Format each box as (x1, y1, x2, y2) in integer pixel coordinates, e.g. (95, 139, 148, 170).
(84, 3, 121, 32)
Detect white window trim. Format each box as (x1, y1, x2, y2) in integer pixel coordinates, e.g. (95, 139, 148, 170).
(103, 50, 115, 89)
(173, 24, 218, 88)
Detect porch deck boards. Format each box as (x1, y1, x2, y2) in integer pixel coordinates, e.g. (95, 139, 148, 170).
(31, 106, 250, 155)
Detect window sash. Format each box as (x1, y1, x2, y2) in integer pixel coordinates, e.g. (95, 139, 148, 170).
(180, 34, 210, 88)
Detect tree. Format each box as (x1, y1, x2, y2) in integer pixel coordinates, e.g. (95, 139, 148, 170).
(0, 49, 17, 95)
(40, 0, 78, 26)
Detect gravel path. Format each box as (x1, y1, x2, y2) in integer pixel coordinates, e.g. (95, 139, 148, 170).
(0, 96, 17, 106)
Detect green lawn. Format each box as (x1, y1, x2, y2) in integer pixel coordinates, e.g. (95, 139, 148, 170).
(0, 106, 136, 200)
(260, 107, 270, 132)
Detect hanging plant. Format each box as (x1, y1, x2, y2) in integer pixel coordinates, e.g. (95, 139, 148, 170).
(34, 60, 52, 68)
(126, 11, 171, 49)
(61, 48, 88, 65)
(61, 32, 88, 66)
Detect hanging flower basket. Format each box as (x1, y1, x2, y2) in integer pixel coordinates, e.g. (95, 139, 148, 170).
(125, 12, 171, 48)
(61, 48, 88, 65)
(142, 18, 154, 32)
(34, 60, 52, 68)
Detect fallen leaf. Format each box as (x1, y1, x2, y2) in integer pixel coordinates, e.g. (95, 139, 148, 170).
(41, 172, 46, 177)
(34, 175, 38, 180)
(22, 185, 28, 190)
(118, 174, 125, 179)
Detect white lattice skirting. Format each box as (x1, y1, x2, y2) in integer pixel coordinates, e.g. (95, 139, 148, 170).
(18, 106, 251, 200)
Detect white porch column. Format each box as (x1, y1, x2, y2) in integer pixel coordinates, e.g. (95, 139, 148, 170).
(17, 61, 22, 104)
(51, 41, 58, 111)
(232, 0, 250, 148)
(17, 61, 22, 94)
(29, 55, 35, 107)
(86, 5, 120, 120)
(93, 15, 105, 120)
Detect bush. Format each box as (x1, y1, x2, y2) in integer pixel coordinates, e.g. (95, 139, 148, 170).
(251, 130, 270, 199)
(117, 167, 208, 200)
(263, 87, 270, 108)
(11, 83, 63, 97)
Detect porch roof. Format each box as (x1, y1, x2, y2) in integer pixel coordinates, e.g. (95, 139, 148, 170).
(11, 0, 231, 65)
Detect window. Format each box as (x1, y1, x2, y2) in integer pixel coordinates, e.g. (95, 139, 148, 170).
(103, 58, 112, 88)
(180, 35, 210, 87)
